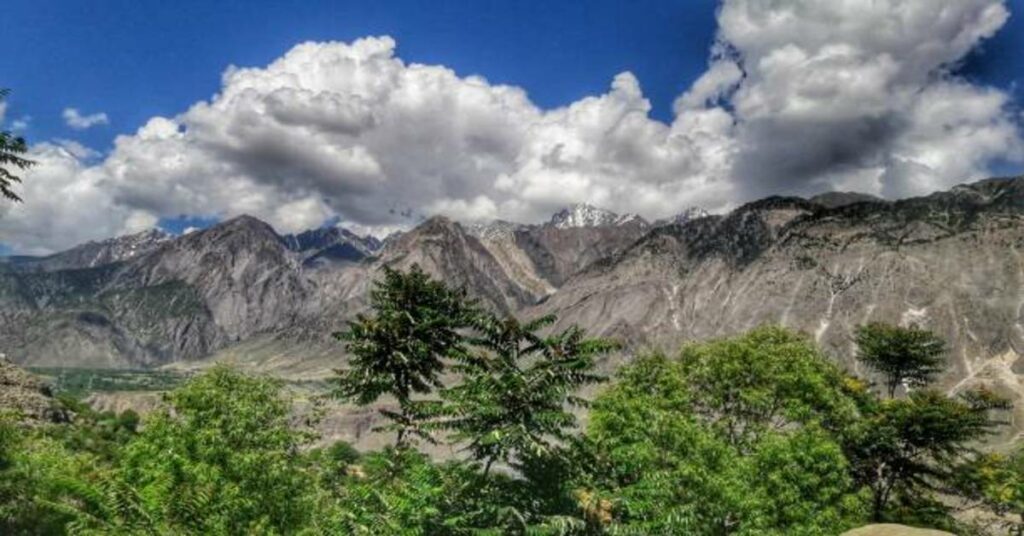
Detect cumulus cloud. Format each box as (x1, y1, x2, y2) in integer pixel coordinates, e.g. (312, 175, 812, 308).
(1, 0, 1022, 254)
(62, 107, 109, 130)
(718, 0, 1022, 200)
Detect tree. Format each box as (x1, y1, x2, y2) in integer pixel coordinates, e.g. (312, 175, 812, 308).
(855, 323, 946, 398)
(576, 344, 865, 535)
(95, 366, 316, 534)
(957, 447, 1024, 535)
(0, 89, 33, 202)
(334, 264, 475, 447)
(438, 313, 613, 475)
(845, 388, 1007, 524)
(678, 325, 859, 450)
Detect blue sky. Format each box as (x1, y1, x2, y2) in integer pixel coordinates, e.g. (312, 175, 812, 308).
(1, 0, 720, 150)
(1, 1, 1023, 253)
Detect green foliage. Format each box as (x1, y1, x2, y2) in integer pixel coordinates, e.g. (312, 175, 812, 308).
(30, 367, 184, 398)
(855, 322, 946, 398)
(678, 325, 858, 449)
(0, 413, 101, 535)
(1, 285, 1016, 535)
(0, 88, 33, 202)
(577, 345, 865, 535)
(44, 398, 139, 463)
(81, 366, 317, 534)
(957, 448, 1024, 533)
(846, 388, 1006, 523)
(335, 264, 475, 446)
(437, 314, 614, 474)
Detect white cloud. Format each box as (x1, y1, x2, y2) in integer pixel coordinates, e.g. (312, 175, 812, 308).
(0, 101, 6, 125)
(10, 117, 30, 131)
(62, 107, 109, 130)
(1, 0, 1021, 254)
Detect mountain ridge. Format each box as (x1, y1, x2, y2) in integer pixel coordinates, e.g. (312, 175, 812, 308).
(4, 178, 1024, 442)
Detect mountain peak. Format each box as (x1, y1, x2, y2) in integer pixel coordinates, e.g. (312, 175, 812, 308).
(548, 203, 644, 229)
(655, 207, 710, 227)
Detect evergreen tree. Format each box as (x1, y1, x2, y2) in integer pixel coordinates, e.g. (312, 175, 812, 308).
(334, 264, 475, 447)
(0, 89, 33, 202)
(855, 323, 946, 398)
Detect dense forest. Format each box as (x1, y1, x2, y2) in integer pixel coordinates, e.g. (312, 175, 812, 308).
(1, 265, 1023, 535)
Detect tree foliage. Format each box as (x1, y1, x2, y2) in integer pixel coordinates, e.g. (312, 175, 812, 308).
(0, 88, 33, 202)
(0, 285, 1015, 535)
(855, 322, 946, 398)
(334, 264, 475, 446)
(87, 366, 316, 534)
(437, 314, 614, 474)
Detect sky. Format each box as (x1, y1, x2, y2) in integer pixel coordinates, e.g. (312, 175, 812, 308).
(1, 0, 1023, 254)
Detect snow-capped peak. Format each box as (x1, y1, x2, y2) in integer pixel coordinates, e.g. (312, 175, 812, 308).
(549, 203, 643, 229)
(655, 207, 710, 227)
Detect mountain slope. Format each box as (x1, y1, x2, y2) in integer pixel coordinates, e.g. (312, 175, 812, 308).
(533, 177, 1024, 439)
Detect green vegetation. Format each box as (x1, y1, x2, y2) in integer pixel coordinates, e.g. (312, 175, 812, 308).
(29, 368, 186, 398)
(0, 88, 33, 202)
(855, 322, 946, 398)
(1, 266, 1021, 534)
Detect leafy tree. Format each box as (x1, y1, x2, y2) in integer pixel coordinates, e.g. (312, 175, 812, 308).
(855, 323, 946, 398)
(957, 448, 1024, 535)
(335, 264, 475, 447)
(845, 388, 1007, 523)
(83, 366, 316, 534)
(0, 412, 100, 535)
(438, 314, 613, 475)
(0, 88, 33, 202)
(577, 348, 865, 535)
(678, 325, 859, 450)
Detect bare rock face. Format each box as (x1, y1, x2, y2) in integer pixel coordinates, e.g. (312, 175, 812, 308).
(841, 525, 954, 536)
(1, 229, 172, 272)
(0, 357, 70, 423)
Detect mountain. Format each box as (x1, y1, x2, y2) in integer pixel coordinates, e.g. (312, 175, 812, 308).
(283, 226, 382, 267)
(1, 229, 172, 272)
(5, 179, 1024, 441)
(549, 203, 646, 229)
(532, 177, 1024, 440)
(808, 191, 885, 209)
(653, 207, 711, 227)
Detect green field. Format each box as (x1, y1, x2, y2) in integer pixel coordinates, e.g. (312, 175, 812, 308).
(27, 367, 187, 398)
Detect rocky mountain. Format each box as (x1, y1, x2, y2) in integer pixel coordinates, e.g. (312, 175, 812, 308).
(549, 203, 646, 229)
(283, 226, 382, 267)
(1, 229, 172, 272)
(5, 178, 1024, 440)
(0, 204, 648, 368)
(653, 207, 711, 227)
(532, 177, 1024, 439)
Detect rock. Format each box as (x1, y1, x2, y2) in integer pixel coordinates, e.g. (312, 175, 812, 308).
(841, 524, 955, 536)
(0, 357, 70, 423)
